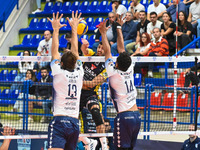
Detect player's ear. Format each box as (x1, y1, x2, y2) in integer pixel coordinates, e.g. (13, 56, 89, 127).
(115, 62, 118, 68)
(60, 61, 63, 67)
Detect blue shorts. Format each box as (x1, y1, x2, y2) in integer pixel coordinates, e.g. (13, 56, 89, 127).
(48, 116, 79, 150)
(113, 111, 141, 149)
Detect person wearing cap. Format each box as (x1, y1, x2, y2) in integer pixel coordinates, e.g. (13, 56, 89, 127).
(111, 0, 127, 19)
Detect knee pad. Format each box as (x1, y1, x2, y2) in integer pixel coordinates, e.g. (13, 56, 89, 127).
(90, 108, 104, 126)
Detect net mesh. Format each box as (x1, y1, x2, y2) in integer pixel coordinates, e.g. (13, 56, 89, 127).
(0, 56, 199, 140)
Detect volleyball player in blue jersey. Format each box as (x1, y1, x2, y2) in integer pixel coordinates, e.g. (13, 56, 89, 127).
(98, 18, 141, 150)
(47, 11, 84, 150)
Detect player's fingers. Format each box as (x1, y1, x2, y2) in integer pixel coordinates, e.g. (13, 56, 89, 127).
(58, 13, 63, 20)
(66, 17, 71, 25)
(53, 13, 55, 20)
(79, 17, 84, 23)
(72, 11, 74, 19)
(56, 12, 59, 20)
(78, 12, 82, 19)
(75, 10, 78, 18)
(47, 17, 52, 22)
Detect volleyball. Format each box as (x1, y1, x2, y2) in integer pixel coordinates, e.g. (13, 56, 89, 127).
(77, 20, 88, 35)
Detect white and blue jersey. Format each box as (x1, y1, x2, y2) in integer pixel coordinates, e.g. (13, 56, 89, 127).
(48, 59, 84, 150)
(105, 58, 137, 113)
(51, 59, 84, 119)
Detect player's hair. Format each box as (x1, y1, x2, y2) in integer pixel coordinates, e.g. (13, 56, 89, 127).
(116, 52, 132, 72)
(40, 67, 49, 72)
(61, 51, 77, 71)
(104, 119, 110, 124)
(153, 27, 161, 33)
(26, 69, 37, 82)
(150, 11, 157, 17)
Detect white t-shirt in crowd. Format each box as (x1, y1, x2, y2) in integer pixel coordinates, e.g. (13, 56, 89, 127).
(147, 20, 162, 39)
(128, 3, 145, 13)
(147, 3, 166, 15)
(138, 43, 151, 52)
(37, 38, 52, 56)
(114, 4, 127, 19)
(189, 1, 200, 21)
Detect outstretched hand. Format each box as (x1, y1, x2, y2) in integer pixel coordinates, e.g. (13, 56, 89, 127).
(47, 12, 67, 30)
(98, 19, 108, 35)
(116, 14, 125, 26)
(66, 11, 83, 30)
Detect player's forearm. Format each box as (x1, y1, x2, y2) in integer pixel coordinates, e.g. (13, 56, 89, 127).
(0, 139, 10, 150)
(101, 33, 112, 60)
(52, 29, 60, 60)
(71, 26, 78, 57)
(116, 28, 125, 53)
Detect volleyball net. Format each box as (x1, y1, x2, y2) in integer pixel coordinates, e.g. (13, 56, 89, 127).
(0, 56, 199, 141)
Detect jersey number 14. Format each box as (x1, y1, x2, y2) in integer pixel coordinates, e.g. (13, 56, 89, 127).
(125, 80, 134, 93)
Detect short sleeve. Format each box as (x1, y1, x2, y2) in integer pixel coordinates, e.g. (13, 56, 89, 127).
(161, 23, 164, 30)
(137, 23, 140, 31)
(37, 41, 42, 52)
(105, 58, 116, 77)
(50, 59, 62, 76)
(187, 22, 193, 32)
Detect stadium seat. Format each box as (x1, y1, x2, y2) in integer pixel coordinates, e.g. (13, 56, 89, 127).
(41, 2, 54, 14)
(107, 2, 112, 13)
(93, 17, 104, 29)
(161, 93, 174, 111)
(60, 1, 71, 14)
(85, 17, 95, 31)
(97, 1, 109, 13)
(87, 1, 99, 14)
(160, 0, 169, 5)
(69, 1, 80, 12)
(7, 70, 18, 81)
(177, 93, 189, 111)
(59, 35, 68, 48)
(0, 70, 8, 81)
(52, 2, 62, 13)
(149, 0, 154, 5)
(20, 18, 38, 31)
(134, 73, 142, 86)
(0, 89, 10, 105)
(177, 72, 185, 87)
(16, 34, 32, 47)
(37, 18, 48, 30)
(28, 34, 41, 48)
(150, 92, 162, 110)
(8, 89, 20, 105)
(121, 0, 128, 8)
(45, 21, 53, 30)
(88, 35, 96, 48)
(79, 1, 89, 13)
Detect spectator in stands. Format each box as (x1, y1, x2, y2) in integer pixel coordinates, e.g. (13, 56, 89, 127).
(147, 12, 162, 39)
(35, 30, 52, 70)
(64, 32, 83, 56)
(127, 0, 145, 21)
(183, 0, 194, 15)
(92, 12, 117, 53)
(175, 11, 192, 55)
(35, 67, 53, 123)
(147, 0, 166, 20)
(111, 11, 137, 56)
(181, 124, 200, 150)
(187, 0, 200, 38)
(104, 119, 114, 150)
(111, 0, 127, 19)
(13, 69, 38, 123)
(10, 50, 34, 91)
(135, 28, 169, 77)
(166, 0, 187, 23)
(161, 12, 176, 55)
(32, 0, 42, 14)
(131, 32, 151, 56)
(0, 126, 15, 150)
(126, 10, 150, 54)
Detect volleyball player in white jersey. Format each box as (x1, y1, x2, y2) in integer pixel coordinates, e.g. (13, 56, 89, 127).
(47, 11, 84, 150)
(98, 18, 141, 150)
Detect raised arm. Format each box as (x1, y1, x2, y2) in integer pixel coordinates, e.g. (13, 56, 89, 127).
(98, 20, 112, 61)
(47, 12, 66, 60)
(67, 11, 83, 60)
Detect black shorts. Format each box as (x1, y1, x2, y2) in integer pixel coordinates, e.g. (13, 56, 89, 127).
(80, 94, 99, 111)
